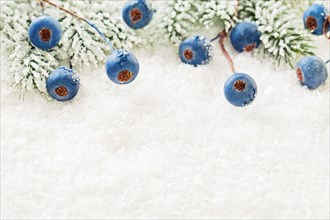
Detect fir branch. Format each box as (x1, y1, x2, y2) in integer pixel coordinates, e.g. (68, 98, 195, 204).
(238, 0, 257, 21)
(200, 0, 237, 32)
(239, 0, 314, 67)
(0, 0, 145, 95)
(1, 1, 59, 96)
(283, 0, 313, 13)
(55, 1, 144, 70)
(161, 0, 203, 46)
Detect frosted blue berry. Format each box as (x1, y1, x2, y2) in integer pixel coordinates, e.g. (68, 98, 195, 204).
(224, 73, 257, 107)
(295, 56, 328, 90)
(46, 66, 80, 101)
(230, 22, 261, 52)
(179, 35, 212, 67)
(303, 4, 328, 35)
(122, 0, 153, 29)
(105, 49, 140, 84)
(28, 15, 62, 51)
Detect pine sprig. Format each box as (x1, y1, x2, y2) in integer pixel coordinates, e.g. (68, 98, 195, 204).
(10, 42, 59, 96)
(57, 1, 144, 70)
(237, 0, 256, 21)
(161, 0, 203, 46)
(160, 0, 238, 46)
(1, 1, 59, 95)
(200, 0, 237, 32)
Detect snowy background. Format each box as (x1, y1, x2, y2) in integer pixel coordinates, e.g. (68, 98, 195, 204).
(1, 10, 330, 220)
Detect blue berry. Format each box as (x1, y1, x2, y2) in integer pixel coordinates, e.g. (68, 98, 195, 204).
(179, 35, 212, 67)
(46, 66, 80, 101)
(28, 15, 62, 51)
(303, 4, 328, 35)
(295, 56, 328, 90)
(105, 49, 140, 84)
(224, 73, 257, 107)
(230, 22, 261, 52)
(122, 0, 153, 29)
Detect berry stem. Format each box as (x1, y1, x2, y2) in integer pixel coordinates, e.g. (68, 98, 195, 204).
(325, 59, 330, 64)
(38, 0, 114, 52)
(212, 0, 238, 74)
(84, 20, 114, 52)
(218, 31, 236, 74)
(323, 15, 330, 40)
(210, 34, 221, 42)
(234, 0, 239, 19)
(211, 0, 239, 43)
(39, 0, 84, 20)
(38, 0, 45, 15)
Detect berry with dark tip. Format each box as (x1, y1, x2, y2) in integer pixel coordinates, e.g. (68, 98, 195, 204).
(224, 73, 257, 107)
(295, 56, 328, 89)
(105, 49, 140, 84)
(46, 66, 80, 101)
(303, 4, 328, 35)
(230, 22, 261, 53)
(179, 35, 212, 67)
(122, 0, 153, 29)
(28, 15, 62, 51)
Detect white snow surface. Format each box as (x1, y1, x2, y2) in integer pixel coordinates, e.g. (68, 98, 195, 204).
(1, 36, 329, 219)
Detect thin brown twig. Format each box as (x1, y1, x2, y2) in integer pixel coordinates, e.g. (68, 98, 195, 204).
(36, 0, 114, 51)
(36, 0, 45, 14)
(323, 15, 330, 40)
(39, 0, 85, 21)
(213, 0, 239, 74)
(218, 31, 236, 73)
(234, 0, 239, 19)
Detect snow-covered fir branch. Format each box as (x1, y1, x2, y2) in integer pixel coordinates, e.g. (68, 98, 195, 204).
(56, 1, 146, 70)
(1, 1, 59, 96)
(0, 0, 146, 96)
(160, 0, 203, 46)
(239, 0, 314, 66)
(200, 0, 237, 32)
(160, 0, 238, 46)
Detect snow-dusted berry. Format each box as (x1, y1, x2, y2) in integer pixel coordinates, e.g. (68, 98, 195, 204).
(303, 4, 328, 35)
(105, 49, 140, 84)
(122, 0, 153, 29)
(28, 15, 62, 51)
(230, 22, 261, 52)
(179, 35, 212, 67)
(295, 56, 328, 89)
(224, 73, 257, 107)
(46, 66, 80, 101)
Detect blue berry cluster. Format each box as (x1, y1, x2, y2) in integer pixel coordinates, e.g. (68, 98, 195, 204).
(27, 2, 328, 106)
(28, 1, 144, 102)
(178, 15, 328, 107)
(178, 22, 260, 107)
